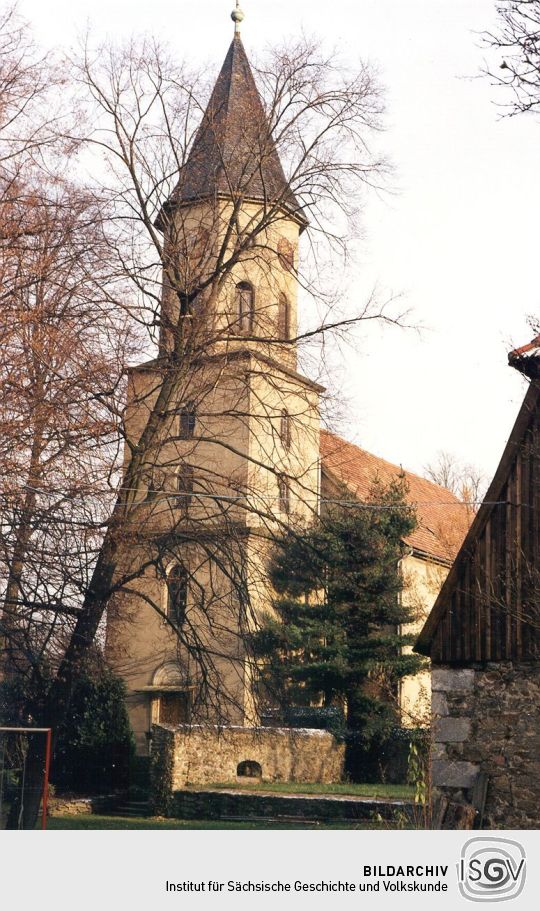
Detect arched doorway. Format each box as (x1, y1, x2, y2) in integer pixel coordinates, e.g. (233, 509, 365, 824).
(151, 663, 190, 726)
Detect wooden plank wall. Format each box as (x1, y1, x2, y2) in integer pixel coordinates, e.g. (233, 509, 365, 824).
(432, 405, 540, 663)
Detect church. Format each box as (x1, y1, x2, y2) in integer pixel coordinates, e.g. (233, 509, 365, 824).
(105, 8, 466, 757)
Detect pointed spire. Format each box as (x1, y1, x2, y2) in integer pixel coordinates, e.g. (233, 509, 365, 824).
(159, 30, 306, 229)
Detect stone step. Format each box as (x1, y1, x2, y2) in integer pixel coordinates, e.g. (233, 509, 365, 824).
(107, 801, 151, 818)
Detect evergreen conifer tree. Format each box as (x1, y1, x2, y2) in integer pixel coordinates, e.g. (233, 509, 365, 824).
(253, 476, 426, 739)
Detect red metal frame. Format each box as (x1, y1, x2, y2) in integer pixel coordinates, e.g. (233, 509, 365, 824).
(0, 727, 52, 830)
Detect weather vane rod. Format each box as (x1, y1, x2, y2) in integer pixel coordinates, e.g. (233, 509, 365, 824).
(231, 1, 245, 35)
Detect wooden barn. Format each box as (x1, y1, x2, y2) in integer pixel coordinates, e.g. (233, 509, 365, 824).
(416, 341, 540, 828)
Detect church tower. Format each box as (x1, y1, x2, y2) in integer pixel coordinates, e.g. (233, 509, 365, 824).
(106, 7, 322, 754)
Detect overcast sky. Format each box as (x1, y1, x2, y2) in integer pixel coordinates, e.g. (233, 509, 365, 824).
(18, 0, 540, 486)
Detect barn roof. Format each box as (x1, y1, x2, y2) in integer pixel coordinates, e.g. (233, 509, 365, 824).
(508, 333, 540, 379)
(158, 34, 305, 228)
(416, 363, 540, 660)
(320, 430, 469, 565)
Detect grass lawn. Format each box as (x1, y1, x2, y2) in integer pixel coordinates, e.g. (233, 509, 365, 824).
(45, 815, 388, 830)
(193, 781, 414, 800)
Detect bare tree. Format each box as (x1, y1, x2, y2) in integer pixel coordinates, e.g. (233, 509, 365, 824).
(484, 1, 540, 115)
(0, 180, 137, 678)
(425, 450, 485, 515)
(0, 8, 117, 694)
(0, 5, 71, 232)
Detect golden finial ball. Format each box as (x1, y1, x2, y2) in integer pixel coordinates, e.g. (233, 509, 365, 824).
(231, 6, 245, 27)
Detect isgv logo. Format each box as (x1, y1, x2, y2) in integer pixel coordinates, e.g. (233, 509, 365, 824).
(458, 838, 526, 903)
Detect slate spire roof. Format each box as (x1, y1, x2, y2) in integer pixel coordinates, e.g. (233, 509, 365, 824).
(160, 34, 305, 227)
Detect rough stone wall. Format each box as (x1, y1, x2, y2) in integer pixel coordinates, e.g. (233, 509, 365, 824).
(151, 725, 175, 815)
(431, 662, 540, 828)
(150, 724, 344, 813)
(46, 795, 113, 817)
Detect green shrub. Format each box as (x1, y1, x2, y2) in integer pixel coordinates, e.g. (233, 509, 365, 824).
(52, 666, 135, 794)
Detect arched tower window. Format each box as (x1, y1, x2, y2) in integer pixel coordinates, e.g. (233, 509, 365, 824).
(278, 293, 290, 341)
(236, 281, 255, 333)
(167, 565, 188, 626)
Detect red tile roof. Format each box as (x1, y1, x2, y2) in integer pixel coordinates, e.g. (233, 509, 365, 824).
(320, 430, 470, 564)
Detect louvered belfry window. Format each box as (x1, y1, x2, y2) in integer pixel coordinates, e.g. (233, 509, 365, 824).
(177, 464, 194, 510)
(167, 565, 188, 625)
(280, 409, 291, 449)
(179, 402, 196, 439)
(278, 474, 290, 514)
(236, 281, 255, 333)
(278, 293, 290, 340)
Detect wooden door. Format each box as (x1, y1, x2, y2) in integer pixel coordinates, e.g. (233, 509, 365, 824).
(159, 693, 189, 725)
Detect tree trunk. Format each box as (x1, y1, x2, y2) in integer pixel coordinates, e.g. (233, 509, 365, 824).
(0, 422, 44, 683)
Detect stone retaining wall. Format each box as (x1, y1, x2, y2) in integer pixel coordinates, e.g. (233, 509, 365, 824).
(431, 662, 540, 828)
(170, 789, 412, 823)
(151, 724, 344, 814)
(2, 797, 97, 824)
(47, 795, 113, 817)
(48, 796, 94, 817)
